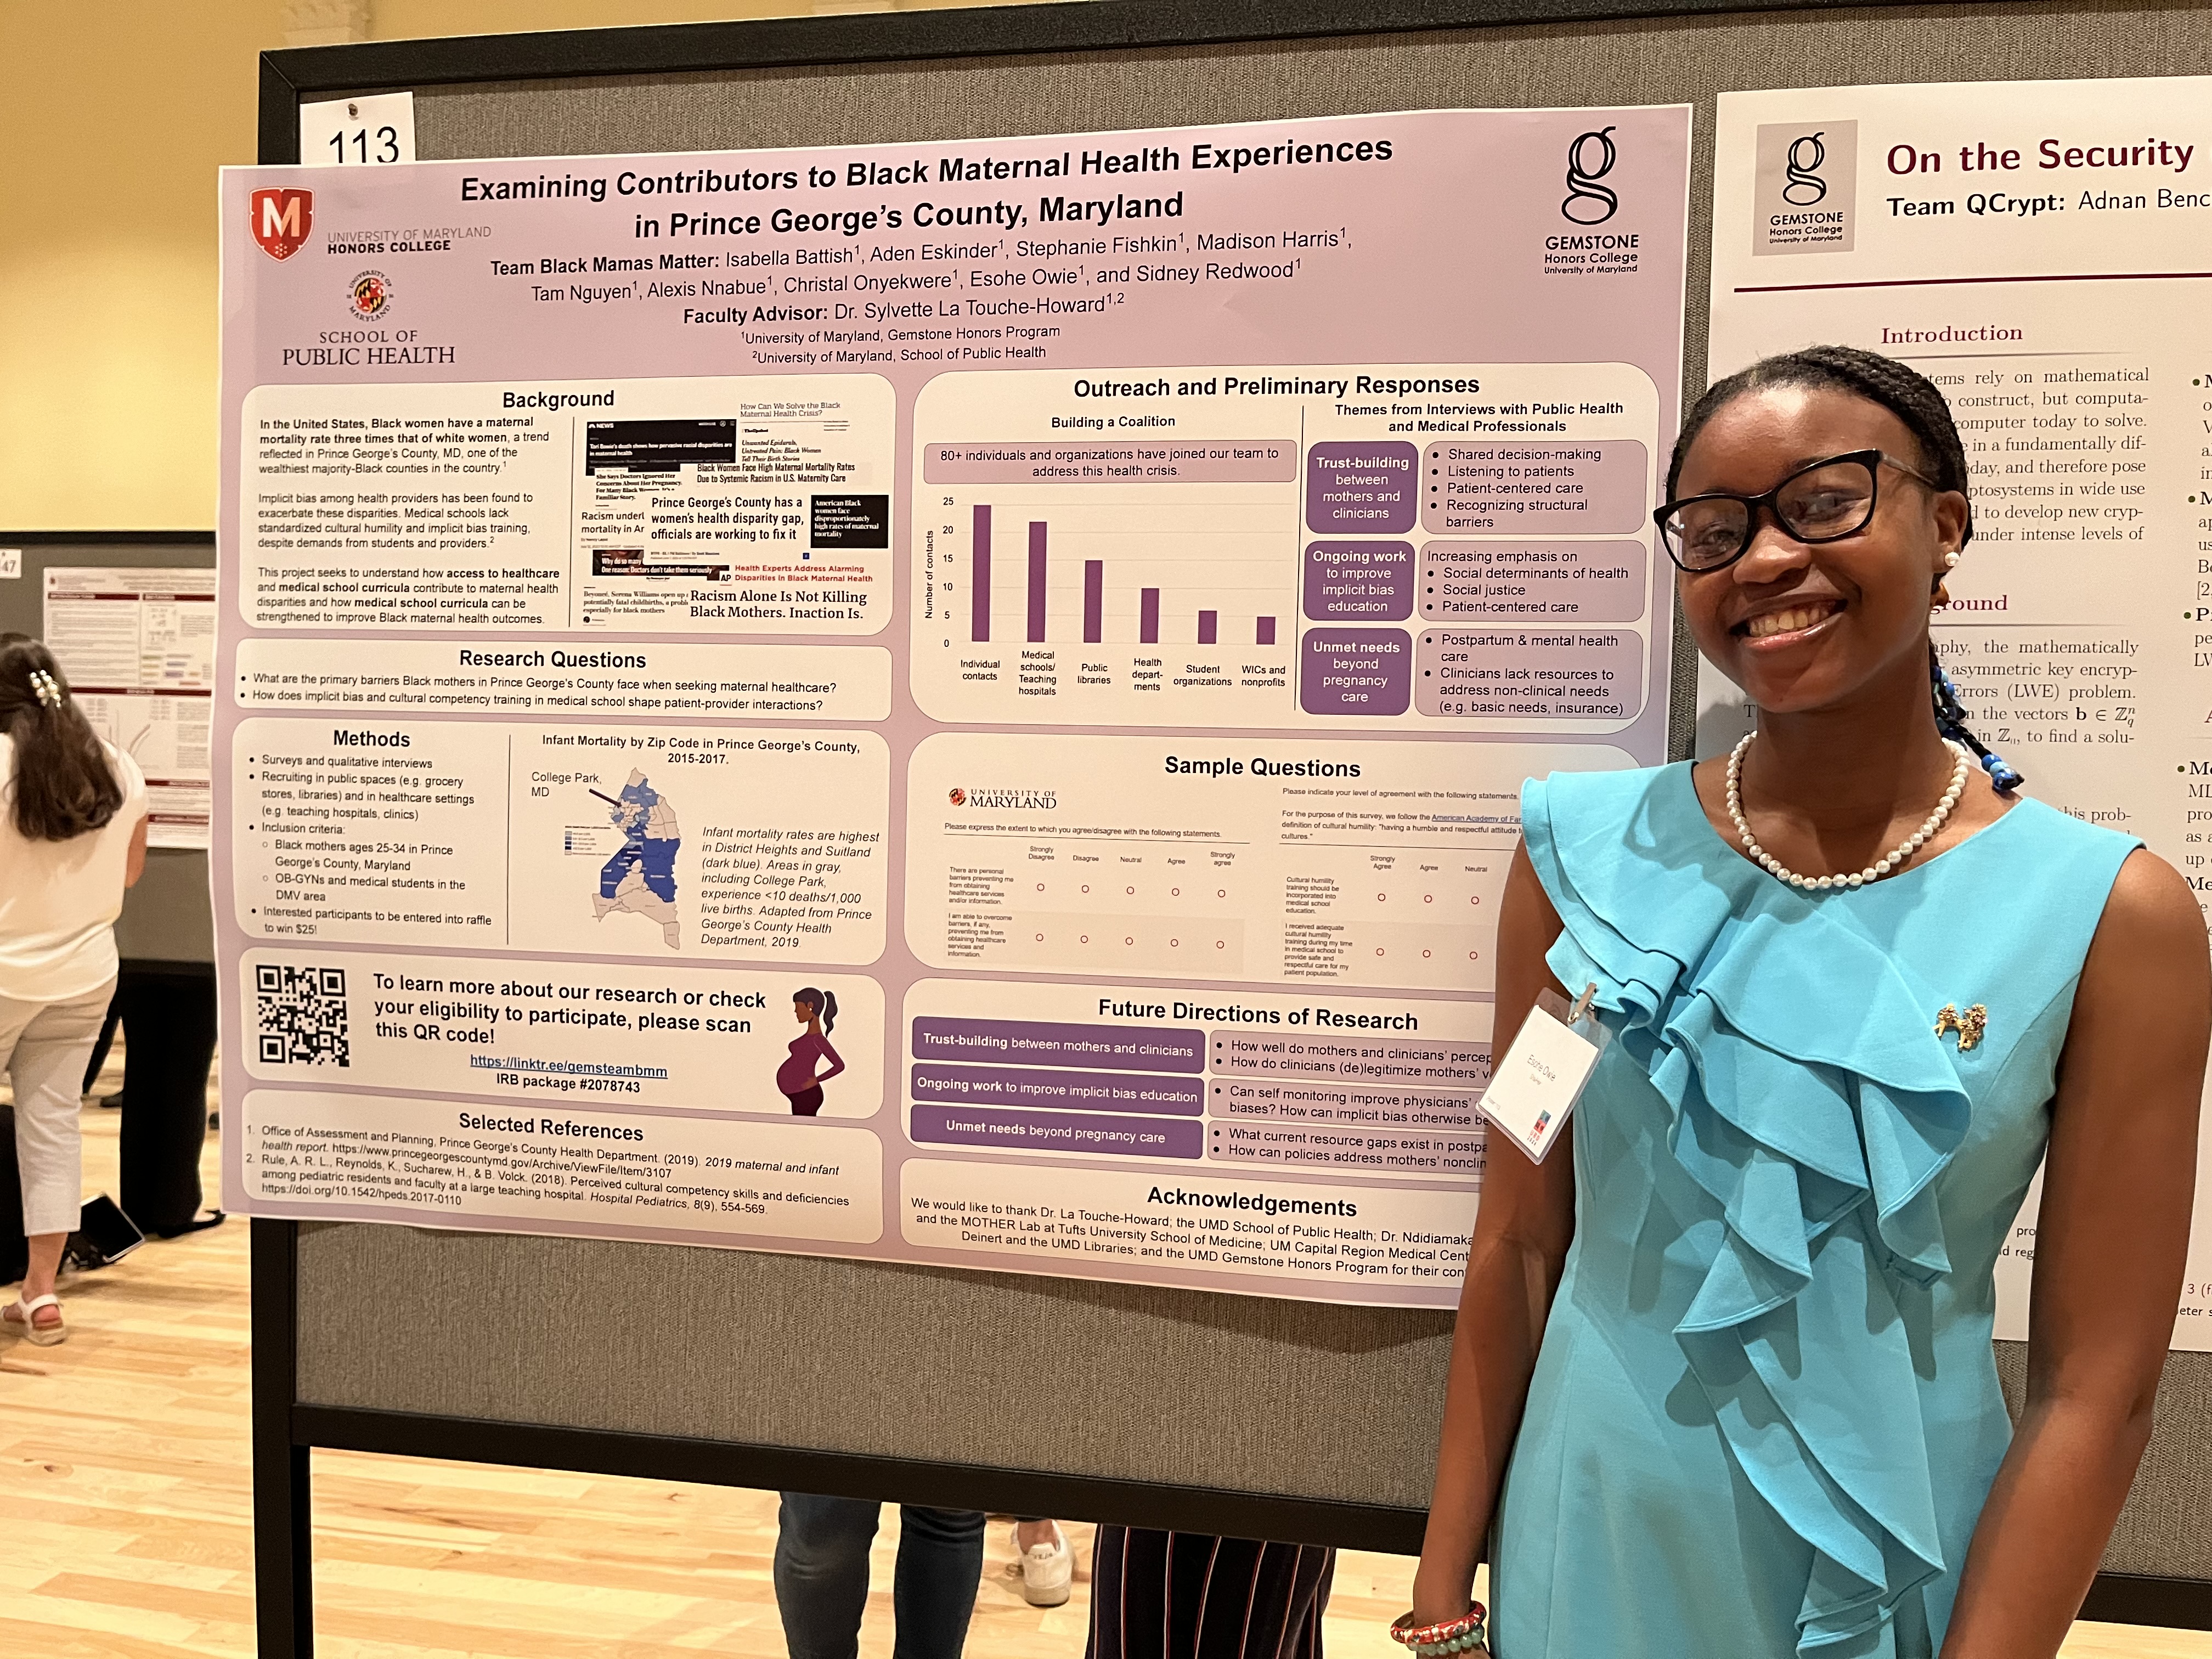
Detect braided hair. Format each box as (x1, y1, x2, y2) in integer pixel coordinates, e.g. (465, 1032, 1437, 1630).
(1669, 345, 2022, 794)
(0, 633, 126, 840)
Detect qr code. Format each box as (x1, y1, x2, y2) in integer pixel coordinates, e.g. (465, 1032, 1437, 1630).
(256, 964, 350, 1067)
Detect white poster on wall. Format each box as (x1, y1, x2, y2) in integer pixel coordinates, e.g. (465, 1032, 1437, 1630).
(1709, 76, 2212, 1347)
(213, 106, 1693, 1306)
(43, 566, 215, 849)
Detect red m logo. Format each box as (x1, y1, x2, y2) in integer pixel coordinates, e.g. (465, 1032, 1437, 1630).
(251, 188, 314, 260)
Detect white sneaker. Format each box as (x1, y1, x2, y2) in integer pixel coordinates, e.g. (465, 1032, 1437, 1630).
(1014, 1521, 1072, 1606)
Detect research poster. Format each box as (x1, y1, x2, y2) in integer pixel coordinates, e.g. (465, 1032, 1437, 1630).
(1709, 76, 2212, 1346)
(217, 106, 1690, 1306)
(44, 567, 215, 849)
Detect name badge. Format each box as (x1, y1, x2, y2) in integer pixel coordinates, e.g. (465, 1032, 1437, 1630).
(1483, 984, 1606, 1164)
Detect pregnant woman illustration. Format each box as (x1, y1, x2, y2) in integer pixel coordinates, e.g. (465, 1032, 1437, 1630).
(779, 988, 845, 1116)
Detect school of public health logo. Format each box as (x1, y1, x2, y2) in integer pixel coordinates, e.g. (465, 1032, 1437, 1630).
(347, 270, 393, 320)
(1562, 126, 1620, 225)
(250, 187, 314, 260)
(950, 785, 1058, 810)
(1754, 121, 1858, 256)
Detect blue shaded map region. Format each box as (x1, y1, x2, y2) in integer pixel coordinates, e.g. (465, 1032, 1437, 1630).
(600, 776, 676, 900)
(590, 770, 682, 949)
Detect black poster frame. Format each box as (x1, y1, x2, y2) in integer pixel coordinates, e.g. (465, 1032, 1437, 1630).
(246, 1, 2212, 1649)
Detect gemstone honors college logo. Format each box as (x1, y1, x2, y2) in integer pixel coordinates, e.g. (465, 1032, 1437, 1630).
(1753, 121, 1858, 255)
(1784, 134, 1830, 205)
(348, 270, 393, 319)
(1562, 126, 1620, 225)
(250, 187, 314, 260)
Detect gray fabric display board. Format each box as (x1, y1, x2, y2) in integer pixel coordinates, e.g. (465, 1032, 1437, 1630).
(251, 4, 2212, 1650)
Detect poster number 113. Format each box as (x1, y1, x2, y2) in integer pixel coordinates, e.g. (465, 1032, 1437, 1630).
(298, 92, 415, 168)
(329, 125, 402, 165)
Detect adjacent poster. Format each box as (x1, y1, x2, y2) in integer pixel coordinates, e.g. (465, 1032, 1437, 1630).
(1709, 77, 2212, 1346)
(217, 106, 1690, 1306)
(44, 566, 216, 849)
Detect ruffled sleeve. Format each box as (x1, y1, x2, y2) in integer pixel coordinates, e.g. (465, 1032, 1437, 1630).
(1521, 768, 1973, 1654)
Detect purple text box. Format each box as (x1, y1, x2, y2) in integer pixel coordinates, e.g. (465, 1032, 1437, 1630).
(911, 1104, 1203, 1158)
(925, 440, 1297, 484)
(912, 1063, 1205, 1116)
(1210, 1076, 1483, 1130)
(911, 1016, 1204, 1073)
(1210, 1030, 1490, 1086)
(1416, 628, 1646, 720)
(1209, 1121, 1486, 1178)
(1304, 541, 1414, 622)
(1299, 628, 1411, 715)
(1421, 440, 1647, 535)
(1420, 540, 1647, 624)
(1306, 441, 1418, 534)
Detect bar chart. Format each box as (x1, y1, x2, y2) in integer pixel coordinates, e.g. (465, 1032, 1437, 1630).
(962, 496, 1289, 651)
(910, 363, 1663, 731)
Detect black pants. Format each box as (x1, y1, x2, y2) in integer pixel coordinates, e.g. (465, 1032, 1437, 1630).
(82, 968, 217, 1237)
(1086, 1528, 1334, 1659)
(774, 1494, 985, 1659)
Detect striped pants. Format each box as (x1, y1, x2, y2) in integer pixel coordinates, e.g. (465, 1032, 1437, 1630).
(1086, 1528, 1335, 1659)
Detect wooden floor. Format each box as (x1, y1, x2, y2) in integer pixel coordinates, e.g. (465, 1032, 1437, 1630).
(3, 1064, 2209, 1657)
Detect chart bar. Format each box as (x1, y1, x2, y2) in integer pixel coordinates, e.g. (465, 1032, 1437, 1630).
(972, 505, 991, 642)
(1027, 522, 1047, 643)
(961, 506, 1282, 649)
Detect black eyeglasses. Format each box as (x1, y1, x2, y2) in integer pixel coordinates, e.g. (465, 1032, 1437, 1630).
(1654, 449, 1942, 573)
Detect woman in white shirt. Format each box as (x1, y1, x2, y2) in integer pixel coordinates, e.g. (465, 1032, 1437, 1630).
(0, 636, 147, 1345)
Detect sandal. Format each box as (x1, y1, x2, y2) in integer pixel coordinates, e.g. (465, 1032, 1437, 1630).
(2, 1293, 66, 1347)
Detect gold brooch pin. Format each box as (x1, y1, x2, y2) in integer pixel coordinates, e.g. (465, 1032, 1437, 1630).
(1934, 1003, 1988, 1052)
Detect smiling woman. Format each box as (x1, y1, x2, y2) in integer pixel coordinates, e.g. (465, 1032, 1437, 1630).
(1406, 348, 2212, 1659)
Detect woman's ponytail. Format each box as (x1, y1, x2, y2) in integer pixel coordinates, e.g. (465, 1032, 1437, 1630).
(1930, 646, 2023, 794)
(0, 634, 124, 840)
(797, 987, 839, 1035)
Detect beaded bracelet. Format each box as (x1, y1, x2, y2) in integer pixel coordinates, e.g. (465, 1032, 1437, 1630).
(1389, 1603, 1488, 1656)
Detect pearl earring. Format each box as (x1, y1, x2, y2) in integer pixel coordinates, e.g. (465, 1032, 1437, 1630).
(1944, 550, 1960, 569)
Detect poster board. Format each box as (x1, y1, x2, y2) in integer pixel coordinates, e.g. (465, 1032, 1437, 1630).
(216, 104, 1691, 1303)
(0, 534, 216, 965)
(249, 5, 2212, 1649)
(1705, 74, 2212, 1355)
(44, 565, 215, 850)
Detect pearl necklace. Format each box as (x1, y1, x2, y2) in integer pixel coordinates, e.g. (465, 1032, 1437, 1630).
(1725, 732, 1969, 890)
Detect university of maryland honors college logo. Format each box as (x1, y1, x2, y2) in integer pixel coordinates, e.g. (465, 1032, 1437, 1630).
(251, 188, 314, 259)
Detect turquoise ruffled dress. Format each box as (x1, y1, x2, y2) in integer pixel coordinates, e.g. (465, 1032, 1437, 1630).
(1492, 763, 2140, 1659)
